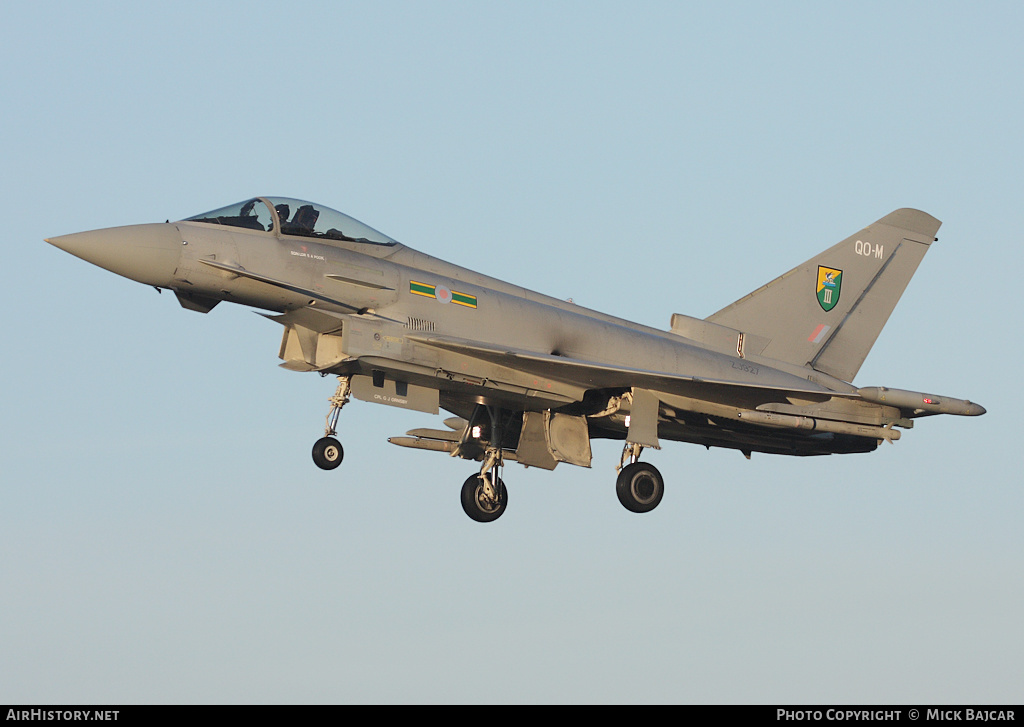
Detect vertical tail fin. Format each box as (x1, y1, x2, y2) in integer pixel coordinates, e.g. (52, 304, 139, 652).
(706, 209, 941, 382)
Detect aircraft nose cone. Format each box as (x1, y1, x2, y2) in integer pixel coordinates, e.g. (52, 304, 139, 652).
(46, 223, 181, 287)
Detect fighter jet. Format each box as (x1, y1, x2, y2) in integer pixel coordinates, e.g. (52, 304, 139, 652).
(46, 198, 985, 522)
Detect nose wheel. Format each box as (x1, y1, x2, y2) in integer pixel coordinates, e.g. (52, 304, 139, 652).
(312, 437, 344, 470)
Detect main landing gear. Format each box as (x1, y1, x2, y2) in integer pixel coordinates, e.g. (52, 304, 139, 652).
(460, 405, 510, 522)
(615, 442, 664, 513)
(309, 386, 664, 520)
(312, 376, 351, 471)
(460, 434, 664, 521)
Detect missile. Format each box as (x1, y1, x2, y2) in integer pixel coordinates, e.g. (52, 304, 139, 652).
(388, 437, 456, 453)
(857, 387, 986, 416)
(404, 428, 461, 442)
(388, 436, 521, 462)
(736, 410, 901, 441)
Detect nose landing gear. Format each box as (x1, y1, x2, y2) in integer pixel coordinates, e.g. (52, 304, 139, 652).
(312, 376, 351, 471)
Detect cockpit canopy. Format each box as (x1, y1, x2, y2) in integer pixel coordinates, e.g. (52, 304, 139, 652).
(185, 197, 398, 246)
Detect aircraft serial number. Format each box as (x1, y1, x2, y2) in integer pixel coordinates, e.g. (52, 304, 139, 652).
(732, 361, 760, 375)
(854, 239, 884, 259)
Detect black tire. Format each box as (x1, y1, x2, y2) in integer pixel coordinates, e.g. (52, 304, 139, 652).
(312, 436, 344, 470)
(460, 473, 508, 522)
(616, 462, 664, 513)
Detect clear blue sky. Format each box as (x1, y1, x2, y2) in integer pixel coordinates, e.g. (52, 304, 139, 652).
(2, 1, 1021, 703)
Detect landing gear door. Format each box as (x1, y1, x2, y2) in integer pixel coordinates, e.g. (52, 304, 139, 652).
(544, 412, 592, 468)
(627, 388, 661, 449)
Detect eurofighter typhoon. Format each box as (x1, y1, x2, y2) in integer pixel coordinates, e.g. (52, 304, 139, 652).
(47, 198, 985, 521)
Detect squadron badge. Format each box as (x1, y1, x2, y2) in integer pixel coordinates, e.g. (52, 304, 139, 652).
(816, 266, 843, 312)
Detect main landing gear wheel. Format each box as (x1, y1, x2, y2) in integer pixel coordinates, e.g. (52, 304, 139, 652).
(616, 461, 664, 513)
(312, 436, 344, 470)
(461, 473, 508, 523)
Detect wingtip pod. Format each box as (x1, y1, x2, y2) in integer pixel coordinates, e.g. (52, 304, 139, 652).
(857, 386, 986, 416)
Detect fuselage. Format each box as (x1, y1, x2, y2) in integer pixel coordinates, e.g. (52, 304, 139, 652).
(50, 206, 842, 392)
(46, 199, 856, 454)
(44, 197, 987, 520)
(47, 197, 982, 461)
